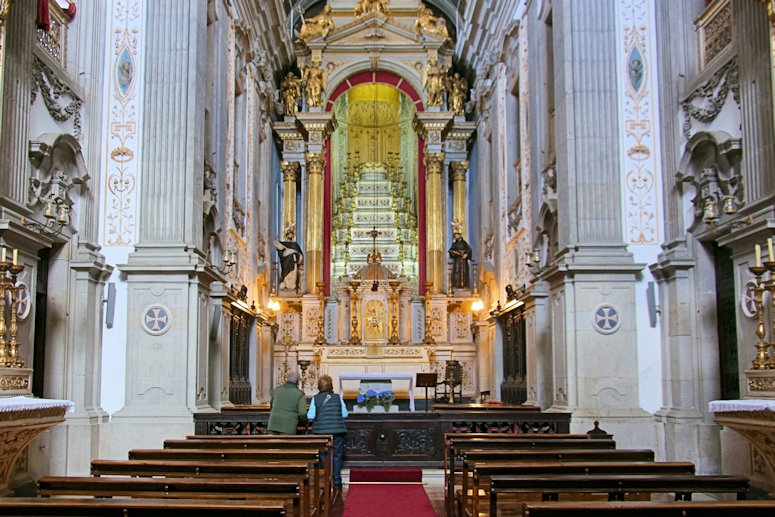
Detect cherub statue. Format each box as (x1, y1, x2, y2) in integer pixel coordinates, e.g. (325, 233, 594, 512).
(299, 5, 334, 42)
(414, 3, 449, 41)
(354, 0, 390, 17)
(422, 55, 446, 108)
(280, 71, 302, 118)
(446, 72, 468, 116)
(302, 58, 327, 108)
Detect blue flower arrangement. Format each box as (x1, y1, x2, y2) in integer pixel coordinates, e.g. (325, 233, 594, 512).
(357, 389, 395, 412)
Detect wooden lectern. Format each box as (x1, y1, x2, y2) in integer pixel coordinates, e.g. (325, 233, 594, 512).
(415, 373, 438, 412)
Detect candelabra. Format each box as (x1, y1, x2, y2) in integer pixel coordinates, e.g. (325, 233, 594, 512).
(388, 279, 401, 345)
(348, 279, 362, 345)
(0, 257, 25, 367)
(749, 258, 775, 369)
(315, 282, 326, 345)
(422, 281, 435, 345)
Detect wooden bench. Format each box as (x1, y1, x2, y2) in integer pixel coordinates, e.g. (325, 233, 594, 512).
(520, 500, 775, 516)
(173, 435, 334, 515)
(37, 476, 302, 516)
(449, 446, 652, 517)
(443, 433, 616, 516)
(461, 461, 696, 517)
(91, 459, 314, 517)
(489, 474, 750, 517)
(0, 497, 289, 516)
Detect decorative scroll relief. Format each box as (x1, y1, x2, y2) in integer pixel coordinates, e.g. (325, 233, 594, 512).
(681, 57, 739, 139)
(103, 0, 142, 246)
(619, 0, 659, 245)
(31, 56, 82, 137)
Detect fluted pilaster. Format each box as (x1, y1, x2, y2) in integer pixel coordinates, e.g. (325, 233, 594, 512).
(137, 0, 206, 246)
(0, 0, 34, 206)
(554, 0, 623, 247)
(734, 0, 775, 202)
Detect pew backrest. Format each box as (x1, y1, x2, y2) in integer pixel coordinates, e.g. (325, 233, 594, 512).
(521, 500, 775, 517)
(0, 497, 289, 516)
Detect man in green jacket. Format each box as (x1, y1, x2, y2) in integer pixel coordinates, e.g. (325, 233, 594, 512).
(268, 371, 308, 434)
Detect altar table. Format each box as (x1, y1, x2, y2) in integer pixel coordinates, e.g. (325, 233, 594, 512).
(0, 396, 74, 495)
(338, 373, 416, 412)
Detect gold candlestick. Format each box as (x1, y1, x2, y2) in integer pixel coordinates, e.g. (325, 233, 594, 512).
(749, 265, 769, 369)
(423, 281, 435, 345)
(0, 262, 8, 366)
(349, 280, 361, 346)
(764, 261, 775, 368)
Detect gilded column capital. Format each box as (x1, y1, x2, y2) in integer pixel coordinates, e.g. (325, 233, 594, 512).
(305, 153, 326, 175)
(450, 161, 469, 181)
(0, 0, 14, 21)
(281, 161, 301, 182)
(424, 153, 445, 175)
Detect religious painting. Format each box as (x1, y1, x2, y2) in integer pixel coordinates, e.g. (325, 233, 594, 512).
(363, 299, 386, 341)
(627, 47, 644, 94)
(116, 48, 135, 99)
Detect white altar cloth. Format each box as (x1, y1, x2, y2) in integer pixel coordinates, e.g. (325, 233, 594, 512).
(0, 396, 74, 414)
(338, 373, 416, 412)
(709, 399, 775, 413)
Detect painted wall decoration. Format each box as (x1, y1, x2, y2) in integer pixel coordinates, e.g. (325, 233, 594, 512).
(620, 0, 660, 245)
(142, 304, 171, 335)
(103, 0, 142, 246)
(593, 304, 621, 334)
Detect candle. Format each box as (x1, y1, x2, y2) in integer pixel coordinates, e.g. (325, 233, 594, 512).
(755, 244, 762, 267)
(12, 249, 17, 265)
(769, 237, 774, 263)
(1, 247, 5, 263)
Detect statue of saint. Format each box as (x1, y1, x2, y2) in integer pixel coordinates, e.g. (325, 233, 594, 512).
(280, 72, 302, 118)
(448, 223, 472, 289)
(447, 72, 468, 116)
(303, 59, 327, 109)
(275, 222, 303, 292)
(422, 55, 446, 108)
(299, 5, 334, 42)
(414, 3, 449, 41)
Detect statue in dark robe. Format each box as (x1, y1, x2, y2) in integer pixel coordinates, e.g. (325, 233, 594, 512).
(448, 231, 472, 289)
(274, 225, 303, 292)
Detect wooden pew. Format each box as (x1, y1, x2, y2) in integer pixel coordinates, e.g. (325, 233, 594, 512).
(0, 497, 289, 516)
(462, 461, 696, 517)
(521, 500, 775, 517)
(174, 435, 334, 515)
(455, 448, 656, 516)
(91, 459, 313, 517)
(127, 448, 325, 516)
(489, 474, 750, 517)
(443, 433, 616, 516)
(37, 476, 302, 517)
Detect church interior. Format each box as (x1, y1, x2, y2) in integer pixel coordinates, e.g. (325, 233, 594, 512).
(1, 0, 775, 513)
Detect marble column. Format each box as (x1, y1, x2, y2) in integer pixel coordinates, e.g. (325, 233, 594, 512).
(113, 0, 210, 454)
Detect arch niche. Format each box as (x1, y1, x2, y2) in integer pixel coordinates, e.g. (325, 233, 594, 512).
(323, 71, 427, 295)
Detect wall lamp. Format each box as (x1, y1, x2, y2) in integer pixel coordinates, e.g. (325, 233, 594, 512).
(216, 249, 237, 274)
(524, 249, 546, 275)
(24, 197, 71, 237)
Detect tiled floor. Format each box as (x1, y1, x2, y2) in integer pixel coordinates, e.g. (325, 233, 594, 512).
(331, 469, 445, 517)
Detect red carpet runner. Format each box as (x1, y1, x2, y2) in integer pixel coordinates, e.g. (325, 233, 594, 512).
(343, 468, 437, 517)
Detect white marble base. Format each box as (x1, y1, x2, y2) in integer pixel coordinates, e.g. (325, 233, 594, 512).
(352, 404, 399, 413)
